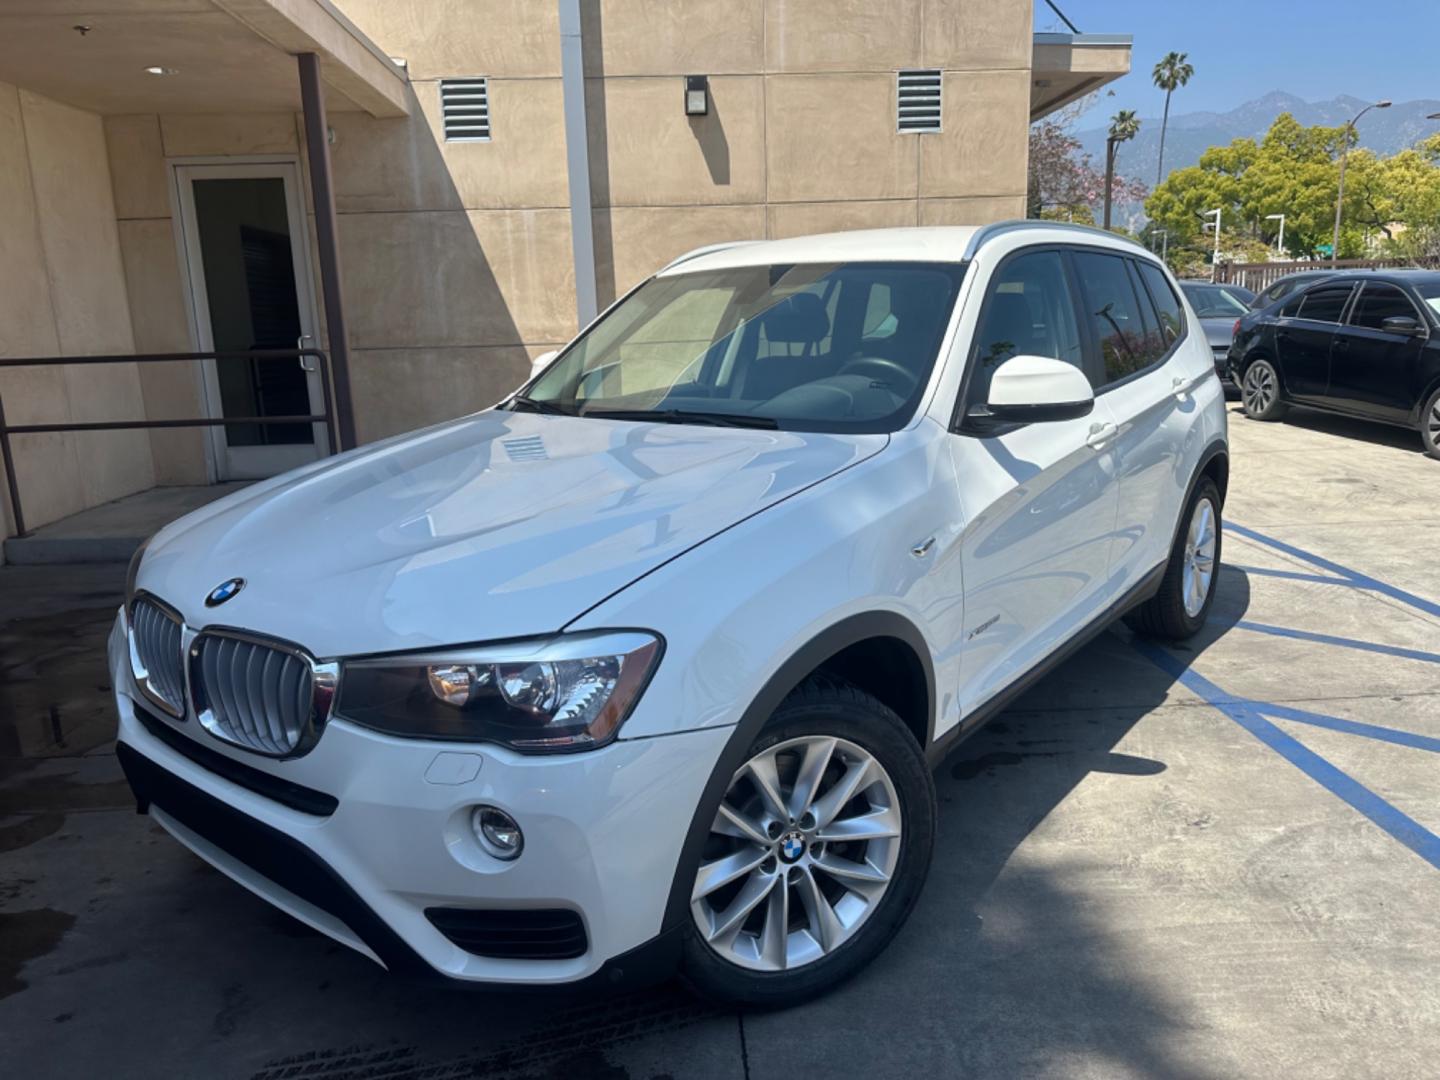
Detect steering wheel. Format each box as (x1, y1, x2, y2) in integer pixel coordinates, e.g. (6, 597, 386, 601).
(838, 356, 919, 394)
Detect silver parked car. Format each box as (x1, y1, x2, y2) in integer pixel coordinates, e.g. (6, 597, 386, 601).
(1180, 281, 1255, 393)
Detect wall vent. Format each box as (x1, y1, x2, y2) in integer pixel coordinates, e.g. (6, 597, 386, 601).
(440, 78, 491, 142)
(897, 69, 942, 133)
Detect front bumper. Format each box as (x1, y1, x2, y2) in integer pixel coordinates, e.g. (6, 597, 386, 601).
(108, 611, 728, 986)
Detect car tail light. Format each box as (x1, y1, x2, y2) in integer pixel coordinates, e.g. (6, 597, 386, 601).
(1233, 319, 1241, 337)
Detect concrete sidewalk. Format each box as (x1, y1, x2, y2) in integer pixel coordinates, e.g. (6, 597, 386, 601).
(2, 484, 247, 565)
(2, 405, 1439, 1078)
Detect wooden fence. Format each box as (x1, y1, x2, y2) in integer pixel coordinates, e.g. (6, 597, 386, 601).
(1215, 257, 1440, 292)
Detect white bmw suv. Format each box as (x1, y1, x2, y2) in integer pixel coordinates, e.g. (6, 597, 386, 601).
(112, 223, 1227, 1007)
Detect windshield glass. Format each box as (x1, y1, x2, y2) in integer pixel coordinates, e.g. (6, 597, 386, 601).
(1418, 280, 1440, 321)
(519, 262, 966, 433)
(1182, 283, 1251, 318)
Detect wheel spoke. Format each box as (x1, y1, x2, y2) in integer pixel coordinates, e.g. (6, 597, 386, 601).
(706, 869, 777, 946)
(693, 846, 768, 901)
(757, 875, 790, 969)
(745, 752, 788, 821)
(795, 866, 844, 952)
(816, 805, 902, 842)
(809, 756, 875, 830)
(787, 737, 835, 819)
(713, 801, 771, 846)
(813, 851, 890, 899)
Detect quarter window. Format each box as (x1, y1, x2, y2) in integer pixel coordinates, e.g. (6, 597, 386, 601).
(1295, 284, 1354, 324)
(1349, 284, 1417, 330)
(1136, 261, 1185, 345)
(967, 250, 1084, 405)
(1073, 251, 1159, 385)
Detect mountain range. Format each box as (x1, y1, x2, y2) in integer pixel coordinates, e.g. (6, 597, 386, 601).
(1074, 92, 1440, 191)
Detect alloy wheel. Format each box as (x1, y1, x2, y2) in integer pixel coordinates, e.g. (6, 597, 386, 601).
(691, 735, 902, 972)
(1428, 398, 1440, 445)
(1183, 497, 1218, 617)
(1242, 363, 1276, 415)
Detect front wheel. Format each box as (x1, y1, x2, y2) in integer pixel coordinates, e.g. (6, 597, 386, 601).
(680, 678, 935, 1008)
(1127, 477, 1222, 642)
(1421, 386, 1440, 461)
(1240, 358, 1287, 420)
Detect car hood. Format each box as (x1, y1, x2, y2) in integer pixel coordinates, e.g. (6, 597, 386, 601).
(138, 410, 885, 657)
(1198, 317, 1235, 350)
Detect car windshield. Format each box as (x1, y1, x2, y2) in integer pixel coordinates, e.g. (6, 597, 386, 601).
(1417, 280, 1440, 321)
(517, 262, 966, 434)
(1182, 283, 1251, 318)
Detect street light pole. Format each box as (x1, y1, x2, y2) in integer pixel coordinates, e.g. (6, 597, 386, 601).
(1332, 100, 1391, 266)
(1265, 213, 1285, 255)
(1153, 228, 1169, 264)
(1203, 208, 1221, 282)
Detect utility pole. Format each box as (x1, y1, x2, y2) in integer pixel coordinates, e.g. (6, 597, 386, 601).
(1265, 213, 1286, 255)
(1332, 100, 1391, 266)
(1202, 208, 1221, 283)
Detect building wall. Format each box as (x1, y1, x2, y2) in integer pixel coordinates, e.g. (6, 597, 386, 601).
(101, 0, 1034, 451)
(0, 80, 153, 540)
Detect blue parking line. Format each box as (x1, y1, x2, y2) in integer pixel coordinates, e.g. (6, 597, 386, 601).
(1229, 565, 1358, 589)
(1235, 620, 1440, 665)
(1228, 522, 1440, 620)
(1257, 701, 1440, 754)
(1134, 641, 1440, 871)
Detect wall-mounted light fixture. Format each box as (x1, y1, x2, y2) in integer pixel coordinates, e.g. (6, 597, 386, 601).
(143, 66, 178, 76)
(684, 75, 709, 117)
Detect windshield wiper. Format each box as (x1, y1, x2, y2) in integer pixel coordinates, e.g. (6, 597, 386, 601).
(506, 394, 574, 416)
(580, 408, 779, 430)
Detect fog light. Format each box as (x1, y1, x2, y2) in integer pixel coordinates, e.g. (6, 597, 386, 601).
(472, 805, 523, 860)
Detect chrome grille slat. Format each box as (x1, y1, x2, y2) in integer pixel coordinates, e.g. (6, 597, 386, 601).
(191, 631, 321, 757)
(129, 597, 185, 715)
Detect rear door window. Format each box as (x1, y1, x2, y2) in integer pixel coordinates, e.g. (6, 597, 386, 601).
(1295, 284, 1355, 324)
(1072, 251, 1161, 386)
(1135, 261, 1185, 346)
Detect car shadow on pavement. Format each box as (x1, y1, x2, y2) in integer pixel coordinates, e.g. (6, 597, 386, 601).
(1230, 402, 1428, 455)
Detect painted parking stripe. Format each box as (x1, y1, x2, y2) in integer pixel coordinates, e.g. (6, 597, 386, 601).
(1257, 701, 1440, 755)
(1234, 620, 1440, 666)
(1228, 522, 1440, 620)
(1135, 641, 1440, 872)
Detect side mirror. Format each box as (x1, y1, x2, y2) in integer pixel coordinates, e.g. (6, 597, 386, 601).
(528, 350, 560, 382)
(1380, 315, 1424, 337)
(978, 355, 1095, 424)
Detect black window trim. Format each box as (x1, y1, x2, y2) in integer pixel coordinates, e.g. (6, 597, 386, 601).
(1345, 279, 1431, 338)
(949, 242, 1095, 435)
(1069, 246, 1190, 397)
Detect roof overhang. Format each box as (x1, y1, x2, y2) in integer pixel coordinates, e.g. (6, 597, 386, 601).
(0, 0, 408, 118)
(1031, 32, 1132, 122)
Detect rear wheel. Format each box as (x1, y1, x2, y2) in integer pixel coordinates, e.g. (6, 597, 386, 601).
(1240, 358, 1287, 420)
(680, 678, 935, 1008)
(1127, 477, 1222, 642)
(1422, 386, 1440, 461)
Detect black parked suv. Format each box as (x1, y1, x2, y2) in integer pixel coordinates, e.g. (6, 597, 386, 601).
(1229, 270, 1440, 458)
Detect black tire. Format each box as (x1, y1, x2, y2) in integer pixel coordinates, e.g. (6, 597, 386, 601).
(1127, 477, 1223, 642)
(1240, 358, 1287, 420)
(679, 677, 936, 1009)
(1421, 386, 1440, 461)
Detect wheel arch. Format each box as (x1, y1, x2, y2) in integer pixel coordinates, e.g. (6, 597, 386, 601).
(658, 611, 935, 933)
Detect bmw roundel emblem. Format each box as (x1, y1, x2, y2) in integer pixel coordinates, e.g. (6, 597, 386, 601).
(779, 831, 806, 863)
(205, 577, 246, 607)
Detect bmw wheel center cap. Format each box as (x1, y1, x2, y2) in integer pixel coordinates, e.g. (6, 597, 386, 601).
(779, 830, 806, 864)
(205, 577, 246, 607)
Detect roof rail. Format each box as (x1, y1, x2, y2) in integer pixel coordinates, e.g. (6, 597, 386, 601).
(660, 240, 762, 273)
(962, 219, 1152, 261)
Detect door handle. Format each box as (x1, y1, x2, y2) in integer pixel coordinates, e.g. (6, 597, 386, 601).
(1171, 375, 1189, 400)
(1332, 337, 1349, 350)
(1085, 420, 1118, 450)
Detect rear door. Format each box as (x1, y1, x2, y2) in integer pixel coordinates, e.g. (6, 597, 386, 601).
(1073, 251, 1188, 585)
(1327, 281, 1428, 422)
(1274, 282, 1356, 400)
(948, 247, 1121, 718)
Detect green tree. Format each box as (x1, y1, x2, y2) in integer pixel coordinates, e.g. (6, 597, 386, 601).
(1152, 51, 1195, 185)
(1104, 109, 1141, 230)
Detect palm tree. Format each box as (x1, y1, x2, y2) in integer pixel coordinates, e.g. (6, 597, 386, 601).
(1152, 51, 1195, 185)
(1104, 109, 1141, 230)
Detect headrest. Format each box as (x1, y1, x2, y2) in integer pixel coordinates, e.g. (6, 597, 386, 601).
(759, 292, 829, 345)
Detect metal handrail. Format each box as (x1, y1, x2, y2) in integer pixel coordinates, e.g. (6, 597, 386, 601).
(0, 349, 339, 540)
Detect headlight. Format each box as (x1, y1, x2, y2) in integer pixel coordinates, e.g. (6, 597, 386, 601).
(335, 631, 661, 753)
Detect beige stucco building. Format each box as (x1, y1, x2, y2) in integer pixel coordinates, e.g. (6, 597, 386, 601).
(0, 0, 1128, 550)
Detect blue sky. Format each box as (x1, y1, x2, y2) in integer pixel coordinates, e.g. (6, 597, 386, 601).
(1037, 0, 1440, 122)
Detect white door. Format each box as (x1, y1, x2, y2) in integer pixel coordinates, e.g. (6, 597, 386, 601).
(173, 161, 329, 480)
(949, 247, 1123, 716)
